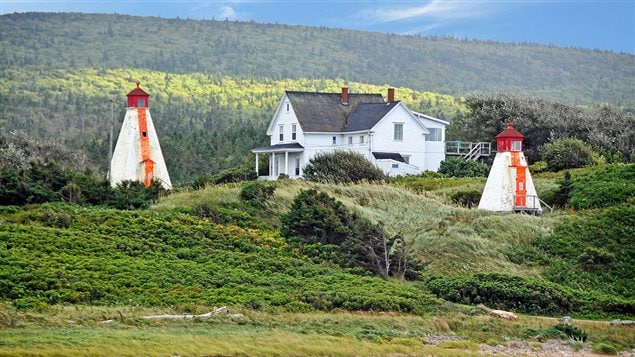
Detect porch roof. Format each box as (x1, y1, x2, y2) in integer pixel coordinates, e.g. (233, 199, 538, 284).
(252, 142, 304, 153)
(372, 152, 405, 162)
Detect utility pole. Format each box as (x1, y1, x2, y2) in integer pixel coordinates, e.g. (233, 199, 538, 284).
(108, 98, 114, 181)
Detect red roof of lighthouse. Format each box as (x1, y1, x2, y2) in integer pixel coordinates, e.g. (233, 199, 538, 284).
(126, 82, 150, 97)
(496, 121, 524, 139)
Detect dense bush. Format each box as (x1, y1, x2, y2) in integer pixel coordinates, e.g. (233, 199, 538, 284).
(303, 151, 386, 184)
(567, 164, 634, 209)
(534, 203, 635, 300)
(0, 161, 164, 209)
(542, 138, 597, 171)
(438, 158, 490, 178)
(281, 189, 417, 279)
(192, 164, 257, 188)
(450, 190, 481, 208)
(426, 273, 578, 314)
(239, 181, 276, 207)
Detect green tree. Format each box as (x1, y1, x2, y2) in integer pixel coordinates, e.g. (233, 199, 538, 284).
(542, 138, 597, 171)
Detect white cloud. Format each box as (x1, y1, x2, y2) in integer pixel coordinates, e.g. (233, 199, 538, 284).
(217, 5, 237, 19)
(359, 0, 493, 24)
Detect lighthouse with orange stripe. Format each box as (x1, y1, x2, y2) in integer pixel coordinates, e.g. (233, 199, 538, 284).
(479, 122, 541, 214)
(110, 82, 172, 189)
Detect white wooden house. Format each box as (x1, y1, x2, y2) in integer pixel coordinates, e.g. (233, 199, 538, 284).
(252, 87, 448, 179)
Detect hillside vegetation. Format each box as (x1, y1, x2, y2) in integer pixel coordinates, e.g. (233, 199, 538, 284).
(2, 12, 633, 105)
(0, 68, 462, 184)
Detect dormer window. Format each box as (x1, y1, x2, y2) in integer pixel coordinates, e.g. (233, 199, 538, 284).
(511, 140, 521, 151)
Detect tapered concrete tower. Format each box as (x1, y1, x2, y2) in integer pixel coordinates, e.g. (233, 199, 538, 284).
(110, 82, 172, 189)
(479, 122, 541, 214)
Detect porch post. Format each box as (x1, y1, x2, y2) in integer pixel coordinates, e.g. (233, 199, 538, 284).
(255, 153, 259, 175)
(285, 151, 289, 176)
(271, 152, 276, 178)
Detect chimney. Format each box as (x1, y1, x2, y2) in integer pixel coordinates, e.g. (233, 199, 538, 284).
(341, 87, 349, 105)
(387, 88, 395, 102)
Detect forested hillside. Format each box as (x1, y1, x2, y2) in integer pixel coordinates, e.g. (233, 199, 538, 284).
(0, 68, 462, 184)
(1, 12, 634, 105)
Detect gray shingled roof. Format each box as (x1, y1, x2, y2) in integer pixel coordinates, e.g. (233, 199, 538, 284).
(286, 91, 385, 132)
(344, 102, 399, 132)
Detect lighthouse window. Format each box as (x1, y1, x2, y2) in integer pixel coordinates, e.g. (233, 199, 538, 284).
(511, 140, 521, 151)
(137, 99, 145, 107)
(142, 131, 147, 137)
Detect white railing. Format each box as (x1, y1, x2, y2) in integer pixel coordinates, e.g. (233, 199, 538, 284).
(445, 141, 491, 160)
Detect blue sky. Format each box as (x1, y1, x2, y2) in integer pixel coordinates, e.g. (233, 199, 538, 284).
(1, 1, 634, 53)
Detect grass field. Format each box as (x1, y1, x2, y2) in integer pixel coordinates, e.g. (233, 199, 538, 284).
(1, 305, 633, 356)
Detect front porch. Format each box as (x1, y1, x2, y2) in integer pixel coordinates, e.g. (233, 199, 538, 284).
(252, 143, 305, 180)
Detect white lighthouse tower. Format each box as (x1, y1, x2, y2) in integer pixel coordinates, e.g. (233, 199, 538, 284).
(110, 82, 172, 189)
(479, 122, 541, 214)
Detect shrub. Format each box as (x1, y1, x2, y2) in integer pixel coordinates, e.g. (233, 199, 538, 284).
(426, 273, 578, 314)
(522, 323, 587, 342)
(542, 138, 597, 172)
(450, 190, 481, 208)
(192, 164, 256, 188)
(438, 158, 489, 178)
(303, 151, 385, 184)
(592, 343, 618, 355)
(529, 160, 548, 173)
(239, 181, 276, 207)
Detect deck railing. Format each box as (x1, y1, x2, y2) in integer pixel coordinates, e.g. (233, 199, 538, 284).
(446, 141, 492, 160)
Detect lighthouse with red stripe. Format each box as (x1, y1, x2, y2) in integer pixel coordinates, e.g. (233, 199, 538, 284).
(110, 82, 172, 189)
(479, 122, 541, 214)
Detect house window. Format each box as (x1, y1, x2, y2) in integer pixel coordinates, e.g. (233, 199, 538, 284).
(295, 158, 300, 176)
(360, 135, 364, 144)
(394, 123, 403, 141)
(348, 136, 353, 145)
(392, 163, 399, 168)
(291, 124, 297, 140)
(403, 155, 410, 164)
(511, 140, 521, 151)
(279, 124, 284, 141)
(137, 98, 145, 107)
(286, 103, 290, 112)
(427, 128, 442, 141)
(332, 136, 337, 145)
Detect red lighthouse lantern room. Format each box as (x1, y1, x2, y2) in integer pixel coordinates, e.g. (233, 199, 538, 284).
(496, 121, 524, 152)
(127, 82, 150, 108)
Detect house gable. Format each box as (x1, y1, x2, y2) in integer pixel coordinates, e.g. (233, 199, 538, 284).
(369, 102, 430, 135)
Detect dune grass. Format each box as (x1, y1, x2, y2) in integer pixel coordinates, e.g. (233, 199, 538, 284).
(155, 179, 555, 278)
